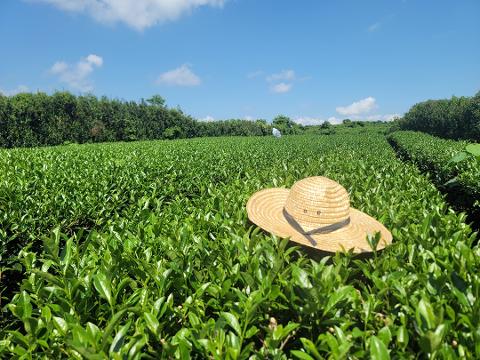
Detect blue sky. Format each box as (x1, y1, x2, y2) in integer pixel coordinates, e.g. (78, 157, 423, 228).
(1, 0, 479, 124)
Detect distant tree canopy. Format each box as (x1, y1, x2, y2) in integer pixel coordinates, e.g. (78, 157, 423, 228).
(341, 119, 366, 128)
(0, 91, 401, 149)
(197, 119, 271, 137)
(272, 115, 304, 134)
(146, 95, 166, 108)
(398, 92, 480, 141)
(320, 121, 331, 129)
(0, 92, 274, 148)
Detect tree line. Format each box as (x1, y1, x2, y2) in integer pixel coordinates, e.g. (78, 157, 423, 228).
(397, 91, 480, 141)
(0, 92, 282, 148)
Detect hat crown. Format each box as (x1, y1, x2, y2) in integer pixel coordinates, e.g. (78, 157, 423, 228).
(284, 176, 350, 229)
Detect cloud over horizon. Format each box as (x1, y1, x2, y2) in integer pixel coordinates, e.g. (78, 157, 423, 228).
(199, 115, 215, 122)
(50, 54, 103, 92)
(336, 96, 377, 116)
(0, 85, 30, 96)
(156, 64, 201, 87)
(293, 112, 401, 126)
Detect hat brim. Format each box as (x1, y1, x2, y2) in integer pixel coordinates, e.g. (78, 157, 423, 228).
(246, 188, 392, 253)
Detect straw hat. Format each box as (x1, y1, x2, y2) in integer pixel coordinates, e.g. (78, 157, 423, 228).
(246, 176, 392, 253)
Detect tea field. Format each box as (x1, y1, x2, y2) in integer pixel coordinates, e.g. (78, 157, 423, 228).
(389, 131, 480, 229)
(388, 131, 480, 202)
(1, 132, 480, 359)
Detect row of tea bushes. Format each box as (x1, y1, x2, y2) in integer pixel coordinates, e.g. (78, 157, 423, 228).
(388, 131, 480, 216)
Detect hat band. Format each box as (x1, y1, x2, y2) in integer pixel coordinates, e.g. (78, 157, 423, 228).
(283, 208, 351, 235)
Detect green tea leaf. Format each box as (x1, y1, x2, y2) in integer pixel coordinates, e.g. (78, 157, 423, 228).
(109, 320, 132, 354)
(292, 266, 312, 289)
(220, 312, 241, 336)
(466, 144, 480, 157)
(93, 273, 113, 307)
(53, 317, 68, 336)
(417, 299, 436, 330)
(370, 336, 390, 360)
(449, 152, 468, 164)
(291, 350, 316, 360)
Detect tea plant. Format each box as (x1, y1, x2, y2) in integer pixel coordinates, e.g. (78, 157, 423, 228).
(388, 131, 480, 217)
(1, 133, 479, 358)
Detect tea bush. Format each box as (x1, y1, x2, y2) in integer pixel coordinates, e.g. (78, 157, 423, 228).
(1, 133, 479, 358)
(388, 131, 480, 216)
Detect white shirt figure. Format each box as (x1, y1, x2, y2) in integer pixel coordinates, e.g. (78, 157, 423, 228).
(272, 128, 282, 138)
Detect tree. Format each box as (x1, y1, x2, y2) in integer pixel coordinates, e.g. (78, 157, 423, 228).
(273, 115, 294, 128)
(273, 115, 298, 134)
(146, 95, 166, 108)
(163, 126, 184, 139)
(321, 121, 331, 129)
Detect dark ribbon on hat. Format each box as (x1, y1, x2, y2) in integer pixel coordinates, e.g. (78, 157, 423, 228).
(282, 208, 350, 246)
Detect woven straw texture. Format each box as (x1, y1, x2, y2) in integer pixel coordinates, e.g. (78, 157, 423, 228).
(246, 176, 392, 253)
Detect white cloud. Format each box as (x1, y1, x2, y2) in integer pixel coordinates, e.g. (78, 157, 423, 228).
(380, 113, 401, 121)
(346, 114, 401, 121)
(368, 22, 381, 32)
(293, 113, 400, 126)
(199, 115, 215, 122)
(247, 70, 263, 79)
(244, 116, 254, 121)
(386, 114, 401, 121)
(267, 69, 296, 82)
(0, 85, 29, 96)
(263, 69, 301, 94)
(86, 54, 103, 66)
(34, 0, 227, 31)
(50, 54, 103, 92)
(293, 117, 323, 126)
(293, 116, 343, 126)
(271, 82, 292, 94)
(156, 64, 201, 87)
(336, 97, 377, 116)
(327, 116, 343, 124)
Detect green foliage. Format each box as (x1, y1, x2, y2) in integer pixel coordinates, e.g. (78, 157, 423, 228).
(399, 92, 480, 141)
(388, 130, 480, 215)
(339, 119, 368, 128)
(163, 126, 185, 140)
(320, 121, 331, 129)
(1, 132, 479, 358)
(0, 92, 273, 148)
(197, 119, 271, 137)
(466, 144, 480, 158)
(146, 95, 166, 108)
(449, 144, 480, 165)
(272, 115, 303, 135)
(303, 121, 390, 136)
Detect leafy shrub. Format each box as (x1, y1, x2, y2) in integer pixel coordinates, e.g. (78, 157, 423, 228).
(399, 92, 480, 141)
(388, 131, 480, 217)
(0, 92, 273, 149)
(163, 126, 185, 140)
